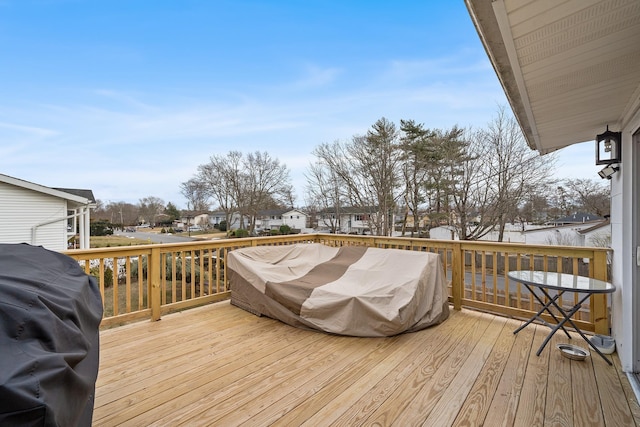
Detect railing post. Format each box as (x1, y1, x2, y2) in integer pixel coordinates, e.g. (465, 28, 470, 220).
(150, 247, 162, 321)
(591, 249, 610, 335)
(451, 242, 463, 310)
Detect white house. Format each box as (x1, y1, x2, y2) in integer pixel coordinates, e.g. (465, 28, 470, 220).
(523, 221, 608, 246)
(466, 0, 640, 381)
(179, 212, 210, 229)
(578, 220, 612, 248)
(317, 207, 386, 234)
(428, 226, 459, 241)
(0, 174, 95, 251)
(428, 221, 607, 246)
(206, 211, 248, 231)
(256, 209, 308, 232)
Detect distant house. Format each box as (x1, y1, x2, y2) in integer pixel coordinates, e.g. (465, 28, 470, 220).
(578, 219, 611, 247)
(428, 225, 459, 240)
(546, 212, 604, 226)
(427, 220, 609, 247)
(179, 211, 210, 229)
(524, 221, 607, 246)
(317, 206, 388, 234)
(206, 211, 248, 231)
(256, 209, 307, 232)
(208, 211, 227, 228)
(0, 174, 95, 251)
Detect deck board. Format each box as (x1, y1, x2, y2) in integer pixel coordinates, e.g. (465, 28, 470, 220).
(512, 326, 549, 426)
(452, 317, 519, 426)
(93, 301, 639, 426)
(544, 333, 573, 426)
(482, 321, 534, 427)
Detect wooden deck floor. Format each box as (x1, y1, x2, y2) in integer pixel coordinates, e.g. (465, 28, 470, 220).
(94, 301, 640, 426)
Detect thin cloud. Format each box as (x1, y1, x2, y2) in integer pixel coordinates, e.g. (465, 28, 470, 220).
(384, 54, 493, 82)
(93, 89, 157, 111)
(290, 64, 342, 89)
(0, 121, 59, 138)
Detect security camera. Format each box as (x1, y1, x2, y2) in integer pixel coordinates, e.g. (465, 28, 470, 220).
(598, 165, 619, 180)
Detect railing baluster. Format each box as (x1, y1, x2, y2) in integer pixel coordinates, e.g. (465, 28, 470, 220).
(150, 247, 161, 321)
(112, 257, 118, 317)
(125, 256, 132, 313)
(64, 234, 610, 332)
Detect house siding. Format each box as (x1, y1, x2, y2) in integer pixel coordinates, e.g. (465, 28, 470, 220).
(610, 109, 640, 372)
(0, 182, 69, 251)
(280, 210, 307, 230)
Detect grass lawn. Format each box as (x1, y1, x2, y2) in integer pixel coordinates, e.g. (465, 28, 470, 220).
(90, 235, 152, 248)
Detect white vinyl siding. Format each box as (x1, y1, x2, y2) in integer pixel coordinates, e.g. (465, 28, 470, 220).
(280, 210, 306, 230)
(0, 182, 69, 251)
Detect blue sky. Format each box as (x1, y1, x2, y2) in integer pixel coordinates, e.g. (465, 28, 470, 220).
(0, 1, 602, 208)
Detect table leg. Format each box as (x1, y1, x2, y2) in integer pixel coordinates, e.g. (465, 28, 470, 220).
(536, 293, 613, 366)
(536, 302, 583, 356)
(513, 285, 572, 339)
(558, 295, 614, 366)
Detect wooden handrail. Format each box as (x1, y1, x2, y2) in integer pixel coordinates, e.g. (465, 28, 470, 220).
(65, 234, 611, 333)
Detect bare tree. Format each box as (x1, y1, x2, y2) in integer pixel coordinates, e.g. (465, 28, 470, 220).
(242, 151, 293, 230)
(93, 200, 139, 227)
(138, 196, 165, 226)
(305, 158, 347, 233)
(563, 178, 610, 217)
(196, 151, 243, 229)
(545, 230, 579, 246)
(192, 151, 292, 232)
(588, 231, 611, 248)
(310, 118, 402, 236)
(180, 178, 210, 212)
(519, 192, 552, 226)
(480, 106, 557, 241)
(440, 107, 558, 241)
(446, 128, 497, 240)
(307, 109, 558, 241)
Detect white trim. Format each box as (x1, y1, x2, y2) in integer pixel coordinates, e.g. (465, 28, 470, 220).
(611, 110, 640, 372)
(491, 1, 542, 153)
(626, 373, 640, 405)
(622, 83, 640, 131)
(632, 127, 640, 372)
(0, 173, 89, 204)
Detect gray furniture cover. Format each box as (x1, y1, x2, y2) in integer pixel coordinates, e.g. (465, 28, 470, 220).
(0, 244, 103, 426)
(228, 243, 449, 336)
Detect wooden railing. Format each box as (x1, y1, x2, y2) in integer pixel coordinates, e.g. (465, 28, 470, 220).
(65, 234, 612, 333)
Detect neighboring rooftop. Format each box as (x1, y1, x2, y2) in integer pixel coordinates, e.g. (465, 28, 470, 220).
(53, 188, 96, 204)
(547, 212, 604, 225)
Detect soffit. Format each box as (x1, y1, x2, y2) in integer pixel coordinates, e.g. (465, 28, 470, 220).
(466, 0, 640, 153)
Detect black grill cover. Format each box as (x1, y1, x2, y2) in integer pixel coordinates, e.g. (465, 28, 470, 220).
(0, 244, 103, 426)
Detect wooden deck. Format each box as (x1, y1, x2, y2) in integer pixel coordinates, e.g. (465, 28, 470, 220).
(94, 302, 640, 426)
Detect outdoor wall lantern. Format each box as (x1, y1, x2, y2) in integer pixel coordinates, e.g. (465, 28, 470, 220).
(596, 125, 622, 165)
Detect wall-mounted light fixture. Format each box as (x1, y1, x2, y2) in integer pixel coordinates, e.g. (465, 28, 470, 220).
(596, 125, 622, 165)
(598, 165, 619, 180)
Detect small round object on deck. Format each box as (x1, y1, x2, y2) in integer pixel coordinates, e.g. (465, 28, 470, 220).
(557, 343, 590, 361)
(589, 334, 616, 354)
